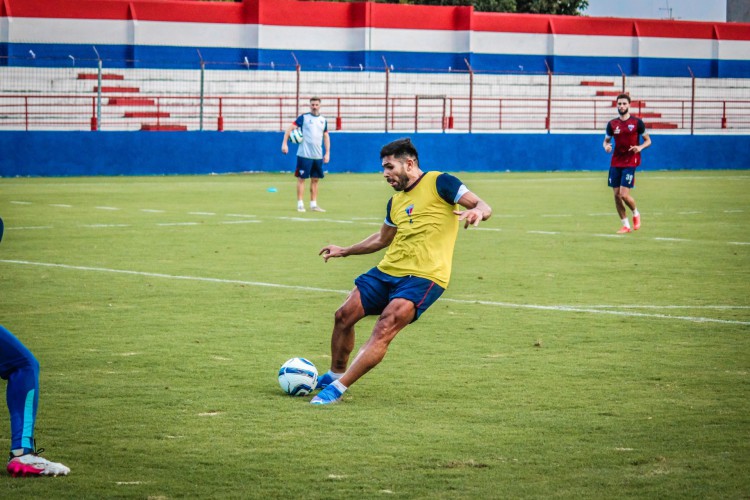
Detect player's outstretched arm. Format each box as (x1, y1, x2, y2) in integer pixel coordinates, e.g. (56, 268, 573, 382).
(454, 192, 492, 229)
(320, 224, 396, 262)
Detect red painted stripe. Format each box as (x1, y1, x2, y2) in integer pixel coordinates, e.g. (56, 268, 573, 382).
(4, 0, 749, 40)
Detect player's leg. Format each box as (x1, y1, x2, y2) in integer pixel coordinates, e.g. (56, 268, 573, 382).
(620, 168, 640, 229)
(312, 298, 414, 405)
(1, 326, 69, 477)
(295, 157, 312, 212)
(309, 160, 325, 212)
(338, 297, 415, 387)
(296, 178, 306, 212)
(610, 168, 631, 233)
(316, 288, 367, 390)
(330, 288, 367, 373)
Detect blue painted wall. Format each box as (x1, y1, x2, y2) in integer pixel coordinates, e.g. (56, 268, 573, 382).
(1, 132, 748, 177)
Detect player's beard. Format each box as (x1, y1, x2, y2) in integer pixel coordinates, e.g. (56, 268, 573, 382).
(389, 171, 410, 191)
(618, 107, 628, 116)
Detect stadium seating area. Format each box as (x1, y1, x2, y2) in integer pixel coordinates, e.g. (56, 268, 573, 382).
(1, 66, 748, 132)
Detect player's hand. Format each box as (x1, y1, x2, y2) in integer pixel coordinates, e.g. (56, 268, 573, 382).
(319, 245, 346, 262)
(281, 143, 289, 154)
(604, 144, 612, 153)
(628, 145, 641, 153)
(454, 208, 483, 229)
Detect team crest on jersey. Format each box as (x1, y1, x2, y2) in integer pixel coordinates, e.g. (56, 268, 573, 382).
(628, 124, 635, 131)
(405, 203, 414, 224)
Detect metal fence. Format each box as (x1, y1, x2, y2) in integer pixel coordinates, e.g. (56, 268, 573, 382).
(2, 55, 749, 133)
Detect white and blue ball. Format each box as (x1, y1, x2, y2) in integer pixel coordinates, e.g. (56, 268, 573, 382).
(289, 128, 303, 144)
(278, 357, 318, 396)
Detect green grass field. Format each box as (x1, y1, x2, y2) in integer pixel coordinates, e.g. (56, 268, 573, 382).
(1, 170, 748, 499)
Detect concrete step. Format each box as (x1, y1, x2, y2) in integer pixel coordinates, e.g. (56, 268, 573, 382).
(140, 124, 188, 131)
(78, 73, 125, 80)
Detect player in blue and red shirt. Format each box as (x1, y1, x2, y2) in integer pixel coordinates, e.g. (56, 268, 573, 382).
(603, 93, 652, 234)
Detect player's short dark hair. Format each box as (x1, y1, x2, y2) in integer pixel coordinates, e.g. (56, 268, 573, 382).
(616, 93, 631, 103)
(380, 138, 419, 165)
(309, 97, 321, 103)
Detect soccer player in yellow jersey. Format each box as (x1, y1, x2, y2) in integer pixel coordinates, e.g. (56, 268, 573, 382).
(312, 138, 492, 405)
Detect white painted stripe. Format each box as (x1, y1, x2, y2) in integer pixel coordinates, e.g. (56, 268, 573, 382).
(156, 222, 200, 226)
(263, 25, 367, 51)
(138, 20, 257, 48)
(188, 212, 216, 216)
(528, 230, 559, 235)
(729, 241, 750, 246)
(2, 259, 747, 326)
(140, 209, 165, 213)
(639, 37, 715, 59)
(473, 32, 550, 56)
(49, 204, 72, 208)
(219, 220, 261, 224)
(95, 206, 120, 211)
(82, 224, 131, 228)
(13, 18, 131, 45)
(8, 18, 750, 62)
(10, 201, 32, 205)
(226, 214, 257, 218)
(553, 34, 637, 58)
(6, 226, 53, 230)
(653, 237, 690, 242)
(371, 27, 470, 53)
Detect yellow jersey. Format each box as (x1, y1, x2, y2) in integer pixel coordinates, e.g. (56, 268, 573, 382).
(377, 171, 466, 288)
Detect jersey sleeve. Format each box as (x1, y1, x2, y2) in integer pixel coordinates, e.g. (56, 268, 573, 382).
(637, 118, 646, 135)
(294, 115, 304, 128)
(436, 173, 468, 205)
(384, 198, 396, 227)
(605, 121, 613, 137)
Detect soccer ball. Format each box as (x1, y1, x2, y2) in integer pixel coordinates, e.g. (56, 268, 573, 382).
(289, 128, 303, 144)
(278, 357, 318, 396)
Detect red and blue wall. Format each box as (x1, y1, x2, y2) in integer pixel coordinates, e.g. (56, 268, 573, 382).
(1, 0, 749, 77)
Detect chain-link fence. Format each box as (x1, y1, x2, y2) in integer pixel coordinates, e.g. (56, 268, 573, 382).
(2, 55, 749, 133)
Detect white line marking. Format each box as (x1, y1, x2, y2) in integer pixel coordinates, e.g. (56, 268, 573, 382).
(140, 209, 165, 213)
(220, 220, 261, 224)
(188, 212, 216, 216)
(49, 204, 71, 208)
(653, 237, 690, 242)
(10, 201, 32, 205)
(6, 226, 53, 230)
(226, 214, 257, 218)
(2, 259, 747, 326)
(157, 222, 200, 226)
(278, 217, 353, 224)
(565, 304, 750, 310)
(541, 214, 573, 218)
(677, 211, 702, 215)
(95, 206, 119, 211)
(724, 210, 744, 213)
(528, 231, 559, 235)
(476, 227, 502, 232)
(592, 234, 623, 238)
(729, 241, 750, 246)
(82, 224, 131, 228)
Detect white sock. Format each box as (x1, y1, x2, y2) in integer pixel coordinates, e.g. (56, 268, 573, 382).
(331, 379, 347, 393)
(310, 201, 318, 208)
(325, 370, 343, 380)
(621, 217, 631, 228)
(297, 200, 304, 208)
(633, 209, 640, 217)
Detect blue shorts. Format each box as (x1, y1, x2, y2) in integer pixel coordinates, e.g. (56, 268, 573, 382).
(295, 157, 325, 179)
(354, 267, 445, 323)
(608, 167, 636, 189)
